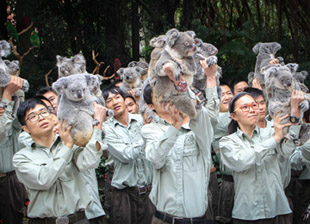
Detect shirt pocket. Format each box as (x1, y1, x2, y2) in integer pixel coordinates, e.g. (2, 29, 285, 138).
(183, 133, 203, 172)
(58, 163, 75, 182)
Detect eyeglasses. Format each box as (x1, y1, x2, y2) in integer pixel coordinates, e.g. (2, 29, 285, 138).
(26, 108, 51, 122)
(234, 102, 259, 112)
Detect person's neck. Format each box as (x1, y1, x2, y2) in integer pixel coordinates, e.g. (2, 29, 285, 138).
(257, 119, 267, 128)
(32, 132, 56, 148)
(115, 112, 129, 127)
(239, 123, 256, 138)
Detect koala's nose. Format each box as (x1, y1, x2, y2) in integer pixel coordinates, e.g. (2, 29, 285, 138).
(286, 80, 292, 87)
(77, 90, 82, 98)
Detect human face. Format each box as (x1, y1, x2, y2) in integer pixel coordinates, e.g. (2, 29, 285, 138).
(220, 85, 233, 112)
(125, 97, 138, 114)
(230, 95, 259, 128)
(105, 92, 127, 117)
(255, 95, 267, 122)
(233, 81, 249, 95)
(22, 104, 55, 136)
(42, 91, 58, 113)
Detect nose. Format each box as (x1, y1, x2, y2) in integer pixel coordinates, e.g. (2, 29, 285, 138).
(77, 90, 82, 98)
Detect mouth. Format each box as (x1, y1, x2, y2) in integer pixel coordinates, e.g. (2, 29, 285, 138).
(176, 81, 188, 92)
(114, 105, 121, 111)
(40, 121, 49, 128)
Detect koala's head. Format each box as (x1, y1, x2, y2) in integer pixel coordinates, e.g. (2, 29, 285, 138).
(195, 38, 218, 56)
(117, 67, 142, 83)
(265, 66, 293, 89)
(0, 40, 11, 58)
(56, 54, 86, 77)
(86, 74, 103, 94)
(128, 61, 149, 76)
(252, 42, 281, 55)
(150, 35, 167, 48)
(285, 63, 299, 73)
(52, 74, 90, 101)
(293, 70, 308, 84)
(4, 60, 19, 76)
(166, 28, 196, 57)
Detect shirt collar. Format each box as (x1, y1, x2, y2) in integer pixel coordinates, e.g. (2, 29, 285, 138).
(236, 126, 260, 140)
(31, 135, 61, 150)
(112, 113, 138, 127)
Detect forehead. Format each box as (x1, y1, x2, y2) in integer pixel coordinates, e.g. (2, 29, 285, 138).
(234, 81, 248, 89)
(221, 85, 231, 92)
(42, 91, 57, 99)
(235, 95, 255, 106)
(255, 95, 265, 102)
(125, 97, 134, 103)
(26, 104, 47, 117)
(107, 91, 121, 100)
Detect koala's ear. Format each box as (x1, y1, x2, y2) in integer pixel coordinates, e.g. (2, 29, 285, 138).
(286, 63, 299, 73)
(135, 66, 143, 75)
(252, 42, 261, 54)
(150, 35, 166, 48)
(95, 74, 103, 83)
(128, 61, 137, 67)
(194, 38, 203, 47)
(272, 42, 281, 53)
(56, 55, 63, 66)
(166, 28, 179, 47)
(13, 60, 19, 66)
(301, 71, 309, 79)
(73, 54, 86, 63)
(186, 31, 196, 39)
(117, 68, 124, 76)
(52, 77, 68, 95)
(4, 60, 9, 66)
(84, 73, 93, 85)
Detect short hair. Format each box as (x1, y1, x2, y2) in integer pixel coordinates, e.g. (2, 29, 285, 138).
(102, 85, 126, 101)
(124, 94, 136, 104)
(219, 80, 230, 88)
(229, 77, 248, 92)
(36, 86, 57, 96)
(243, 87, 264, 99)
(17, 97, 50, 125)
(143, 84, 153, 105)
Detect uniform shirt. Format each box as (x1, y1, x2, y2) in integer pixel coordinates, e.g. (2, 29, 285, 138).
(104, 113, 152, 189)
(13, 129, 103, 218)
(290, 139, 310, 180)
(0, 98, 21, 172)
(18, 131, 106, 219)
(220, 125, 300, 220)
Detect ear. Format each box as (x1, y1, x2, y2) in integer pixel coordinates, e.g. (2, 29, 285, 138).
(56, 55, 63, 66)
(166, 28, 179, 47)
(4, 60, 9, 66)
(194, 38, 203, 47)
(95, 74, 103, 83)
(22, 125, 30, 134)
(117, 68, 124, 76)
(135, 66, 143, 74)
(186, 31, 196, 39)
(272, 42, 281, 52)
(301, 71, 308, 79)
(73, 54, 86, 64)
(264, 67, 279, 83)
(147, 103, 155, 111)
(84, 73, 93, 85)
(230, 112, 238, 122)
(286, 63, 299, 73)
(52, 77, 67, 95)
(252, 42, 261, 54)
(13, 60, 19, 66)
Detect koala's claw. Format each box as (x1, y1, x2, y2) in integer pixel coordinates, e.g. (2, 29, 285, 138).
(93, 119, 100, 126)
(299, 101, 309, 112)
(106, 109, 114, 117)
(206, 56, 218, 67)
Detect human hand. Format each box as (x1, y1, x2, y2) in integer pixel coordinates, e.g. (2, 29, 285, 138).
(58, 120, 74, 148)
(273, 112, 292, 143)
(290, 90, 304, 117)
(93, 102, 107, 129)
(269, 58, 280, 64)
(200, 59, 217, 88)
(0, 107, 4, 116)
(162, 102, 184, 129)
(252, 78, 262, 90)
(128, 89, 135, 97)
(3, 76, 24, 101)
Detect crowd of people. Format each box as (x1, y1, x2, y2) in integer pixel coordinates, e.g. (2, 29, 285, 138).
(0, 58, 310, 224)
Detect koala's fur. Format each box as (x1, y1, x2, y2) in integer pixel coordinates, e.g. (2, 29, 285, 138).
(286, 63, 309, 93)
(151, 28, 198, 118)
(0, 40, 29, 115)
(117, 66, 143, 96)
(52, 73, 100, 147)
(253, 42, 282, 87)
(192, 38, 222, 98)
(128, 61, 149, 80)
(56, 53, 86, 78)
(264, 65, 309, 143)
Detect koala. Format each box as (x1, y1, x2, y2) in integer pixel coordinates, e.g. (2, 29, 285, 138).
(192, 38, 222, 98)
(264, 65, 309, 143)
(128, 61, 149, 80)
(56, 53, 86, 78)
(252, 42, 282, 88)
(149, 28, 198, 118)
(52, 73, 99, 147)
(286, 63, 309, 93)
(0, 41, 29, 115)
(117, 66, 143, 96)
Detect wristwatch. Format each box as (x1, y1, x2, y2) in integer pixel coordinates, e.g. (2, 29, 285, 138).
(289, 116, 300, 124)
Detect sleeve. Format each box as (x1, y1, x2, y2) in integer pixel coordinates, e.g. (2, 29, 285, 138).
(74, 128, 104, 171)
(276, 125, 301, 157)
(0, 99, 15, 143)
(13, 145, 75, 190)
(104, 125, 144, 163)
(142, 124, 179, 169)
(219, 135, 277, 172)
(204, 87, 219, 128)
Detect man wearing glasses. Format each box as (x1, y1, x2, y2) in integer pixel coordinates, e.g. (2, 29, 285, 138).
(13, 97, 107, 224)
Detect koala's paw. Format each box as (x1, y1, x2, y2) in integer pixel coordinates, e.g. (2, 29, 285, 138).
(93, 119, 100, 126)
(299, 100, 309, 112)
(22, 79, 30, 92)
(106, 109, 114, 117)
(206, 56, 218, 67)
(134, 88, 142, 97)
(286, 133, 299, 144)
(0, 102, 7, 109)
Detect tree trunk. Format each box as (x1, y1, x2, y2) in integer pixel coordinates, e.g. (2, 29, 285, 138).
(180, 0, 193, 30)
(256, 0, 262, 30)
(132, 0, 139, 60)
(0, 0, 7, 39)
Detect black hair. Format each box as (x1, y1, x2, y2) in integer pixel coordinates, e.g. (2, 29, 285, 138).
(304, 107, 310, 123)
(35, 86, 57, 96)
(219, 79, 230, 88)
(227, 92, 253, 135)
(229, 76, 248, 93)
(143, 84, 153, 105)
(124, 94, 136, 104)
(102, 85, 126, 101)
(243, 87, 264, 99)
(17, 97, 50, 125)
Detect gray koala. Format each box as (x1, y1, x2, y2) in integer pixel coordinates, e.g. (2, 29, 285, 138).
(117, 66, 143, 96)
(128, 61, 149, 80)
(52, 73, 99, 147)
(264, 65, 309, 143)
(253, 42, 282, 88)
(286, 63, 309, 93)
(56, 53, 86, 78)
(151, 28, 198, 118)
(192, 38, 222, 99)
(0, 41, 29, 115)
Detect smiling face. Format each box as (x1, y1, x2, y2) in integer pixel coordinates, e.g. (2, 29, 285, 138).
(220, 85, 233, 112)
(230, 95, 259, 129)
(105, 91, 127, 118)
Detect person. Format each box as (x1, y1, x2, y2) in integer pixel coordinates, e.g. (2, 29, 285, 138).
(102, 86, 154, 224)
(229, 77, 249, 95)
(219, 90, 303, 224)
(124, 94, 139, 114)
(141, 60, 219, 223)
(36, 86, 58, 113)
(212, 82, 234, 224)
(0, 76, 25, 224)
(13, 97, 106, 223)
